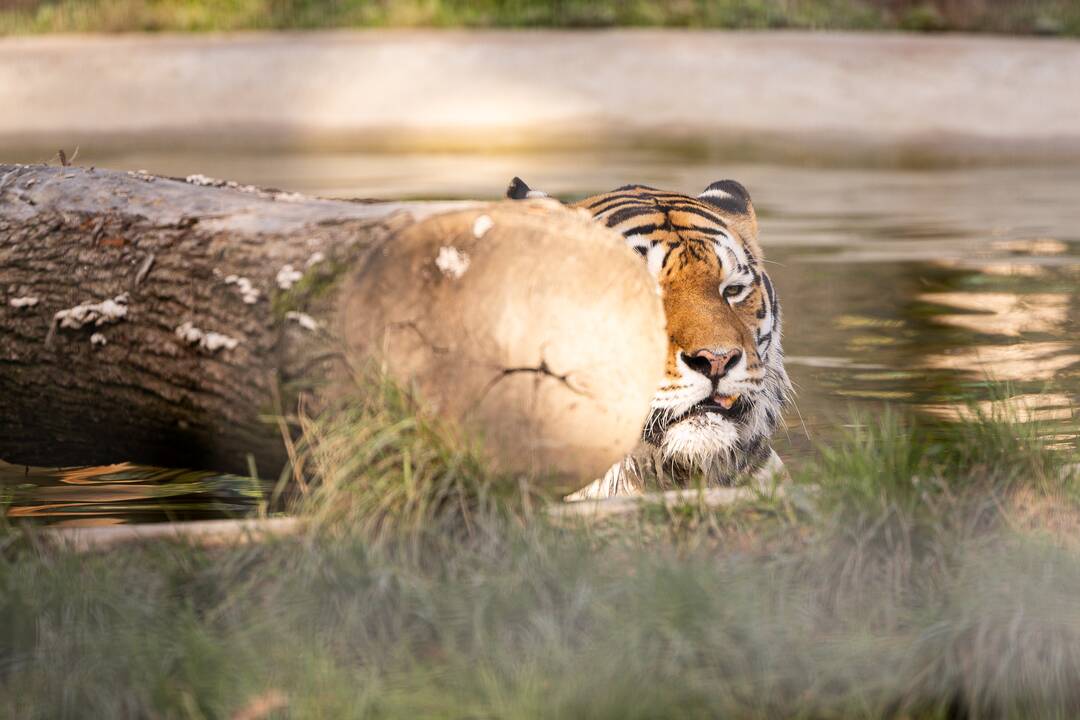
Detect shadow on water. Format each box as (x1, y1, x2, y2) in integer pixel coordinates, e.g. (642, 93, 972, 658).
(2, 154, 1078, 525)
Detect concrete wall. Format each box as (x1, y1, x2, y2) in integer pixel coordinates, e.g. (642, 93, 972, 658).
(3, 30, 1079, 163)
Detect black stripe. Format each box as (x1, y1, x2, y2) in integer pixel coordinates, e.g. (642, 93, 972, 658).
(762, 273, 775, 303)
(669, 204, 727, 226)
(661, 245, 675, 269)
(604, 206, 661, 227)
(669, 223, 724, 236)
(592, 199, 656, 217)
(584, 192, 652, 210)
(590, 188, 700, 207)
(618, 223, 660, 238)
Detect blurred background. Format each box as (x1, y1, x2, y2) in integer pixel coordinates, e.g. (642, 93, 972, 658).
(2, 0, 1079, 33)
(1, 0, 1077, 521)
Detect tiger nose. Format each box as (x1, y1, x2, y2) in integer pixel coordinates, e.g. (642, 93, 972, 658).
(680, 348, 742, 380)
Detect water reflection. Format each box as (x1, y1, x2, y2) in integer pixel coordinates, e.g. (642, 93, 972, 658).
(917, 292, 1069, 337)
(922, 342, 1080, 382)
(1, 460, 267, 527)
(922, 393, 1076, 424)
(2, 160, 1078, 523)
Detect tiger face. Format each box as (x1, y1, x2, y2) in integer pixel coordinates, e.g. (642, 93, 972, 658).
(508, 178, 791, 484)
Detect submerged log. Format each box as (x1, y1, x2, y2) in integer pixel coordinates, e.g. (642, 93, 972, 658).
(38, 516, 305, 553)
(0, 164, 665, 486)
(37, 486, 780, 552)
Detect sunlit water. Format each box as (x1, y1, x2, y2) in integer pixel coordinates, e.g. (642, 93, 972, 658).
(4, 151, 1078, 525)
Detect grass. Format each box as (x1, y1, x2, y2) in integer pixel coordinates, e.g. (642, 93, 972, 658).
(297, 370, 536, 542)
(2, 381, 1079, 718)
(2, 0, 1080, 36)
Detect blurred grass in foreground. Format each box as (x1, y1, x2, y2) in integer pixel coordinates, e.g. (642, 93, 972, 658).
(2, 372, 1079, 718)
(1, 0, 1079, 36)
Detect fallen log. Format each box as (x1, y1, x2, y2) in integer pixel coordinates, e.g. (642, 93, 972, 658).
(0, 164, 466, 474)
(0, 164, 665, 488)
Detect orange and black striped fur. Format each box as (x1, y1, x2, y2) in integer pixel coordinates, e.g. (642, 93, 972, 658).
(507, 177, 791, 494)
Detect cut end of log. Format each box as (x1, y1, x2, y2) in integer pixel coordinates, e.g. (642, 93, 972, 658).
(342, 201, 668, 492)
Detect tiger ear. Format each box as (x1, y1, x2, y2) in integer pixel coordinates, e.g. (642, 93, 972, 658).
(698, 179, 758, 243)
(698, 180, 753, 215)
(506, 176, 548, 200)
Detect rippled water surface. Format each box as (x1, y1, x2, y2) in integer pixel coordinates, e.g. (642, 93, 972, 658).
(4, 153, 1078, 525)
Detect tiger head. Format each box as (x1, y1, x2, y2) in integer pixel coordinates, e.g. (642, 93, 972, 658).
(508, 177, 791, 482)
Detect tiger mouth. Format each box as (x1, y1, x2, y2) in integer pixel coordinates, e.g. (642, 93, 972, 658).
(684, 393, 751, 422)
(644, 393, 753, 444)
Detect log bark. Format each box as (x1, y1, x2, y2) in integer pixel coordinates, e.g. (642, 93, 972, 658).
(0, 163, 473, 474)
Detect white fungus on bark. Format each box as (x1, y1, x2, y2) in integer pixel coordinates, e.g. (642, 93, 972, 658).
(224, 275, 260, 304)
(54, 293, 129, 329)
(124, 170, 315, 204)
(472, 214, 494, 239)
(125, 170, 156, 183)
(8, 296, 39, 308)
(276, 265, 304, 290)
(175, 321, 239, 353)
(184, 174, 219, 187)
(285, 311, 319, 332)
(90, 333, 107, 347)
(274, 192, 306, 203)
(435, 246, 470, 279)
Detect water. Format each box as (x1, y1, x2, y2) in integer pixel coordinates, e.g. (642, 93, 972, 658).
(0, 461, 269, 527)
(4, 152, 1078, 525)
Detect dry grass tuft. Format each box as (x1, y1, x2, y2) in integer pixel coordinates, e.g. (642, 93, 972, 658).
(296, 369, 546, 545)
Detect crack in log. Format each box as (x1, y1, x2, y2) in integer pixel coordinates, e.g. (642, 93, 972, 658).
(469, 359, 591, 417)
(499, 361, 579, 390)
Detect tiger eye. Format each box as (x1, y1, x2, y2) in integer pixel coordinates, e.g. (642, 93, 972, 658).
(723, 284, 745, 298)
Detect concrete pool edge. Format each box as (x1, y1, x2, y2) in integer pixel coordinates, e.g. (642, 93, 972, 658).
(3, 30, 1080, 165)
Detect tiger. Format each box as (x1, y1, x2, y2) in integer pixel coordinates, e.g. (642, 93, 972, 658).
(507, 177, 792, 497)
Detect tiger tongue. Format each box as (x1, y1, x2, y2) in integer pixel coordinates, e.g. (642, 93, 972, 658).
(712, 393, 739, 410)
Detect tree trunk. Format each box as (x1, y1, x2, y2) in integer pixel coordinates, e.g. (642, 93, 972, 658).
(0, 163, 473, 475)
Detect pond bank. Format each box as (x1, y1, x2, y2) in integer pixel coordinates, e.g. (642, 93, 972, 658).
(2, 30, 1080, 166)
